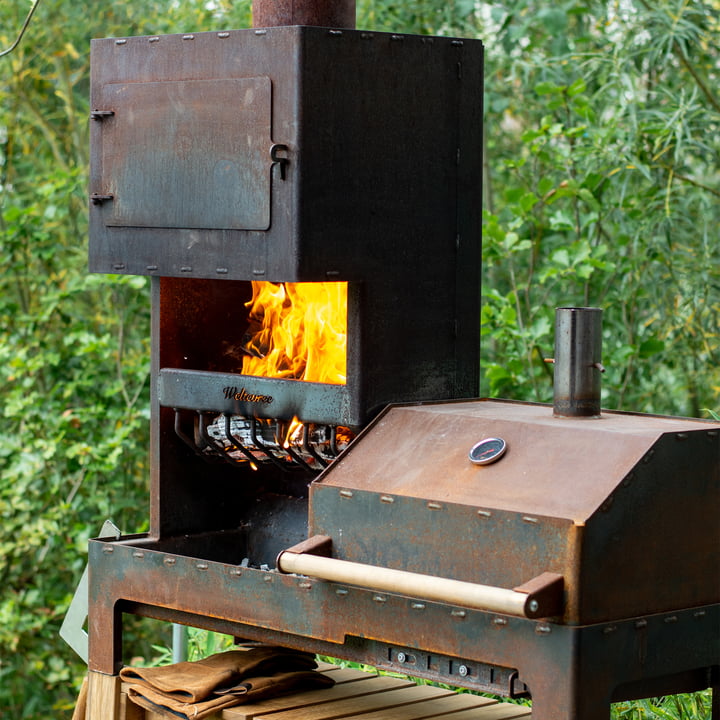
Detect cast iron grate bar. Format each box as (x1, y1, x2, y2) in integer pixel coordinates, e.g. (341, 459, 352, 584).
(172, 408, 345, 472)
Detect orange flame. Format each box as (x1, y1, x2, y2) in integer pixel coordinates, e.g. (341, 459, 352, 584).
(283, 417, 304, 449)
(241, 281, 347, 385)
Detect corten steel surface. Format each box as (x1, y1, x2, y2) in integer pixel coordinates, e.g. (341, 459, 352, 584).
(86, 396, 719, 720)
(252, 0, 356, 28)
(100, 77, 273, 231)
(89, 27, 483, 282)
(159, 369, 353, 425)
(87, 534, 720, 720)
(310, 399, 720, 624)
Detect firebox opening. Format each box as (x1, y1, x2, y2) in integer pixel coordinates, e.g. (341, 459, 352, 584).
(159, 278, 349, 385)
(159, 277, 355, 473)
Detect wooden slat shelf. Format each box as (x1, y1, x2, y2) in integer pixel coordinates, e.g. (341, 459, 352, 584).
(118, 664, 532, 720)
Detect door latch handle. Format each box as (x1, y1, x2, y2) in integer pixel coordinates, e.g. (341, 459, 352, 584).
(270, 144, 289, 180)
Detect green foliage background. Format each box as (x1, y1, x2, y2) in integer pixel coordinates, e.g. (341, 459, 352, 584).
(0, 0, 717, 717)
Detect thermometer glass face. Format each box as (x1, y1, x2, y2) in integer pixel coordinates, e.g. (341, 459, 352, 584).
(468, 437, 507, 466)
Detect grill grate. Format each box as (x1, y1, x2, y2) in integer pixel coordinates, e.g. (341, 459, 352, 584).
(172, 409, 351, 471)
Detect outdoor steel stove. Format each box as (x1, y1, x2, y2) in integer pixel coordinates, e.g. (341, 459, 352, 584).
(85, 3, 719, 720)
(88, 7, 483, 531)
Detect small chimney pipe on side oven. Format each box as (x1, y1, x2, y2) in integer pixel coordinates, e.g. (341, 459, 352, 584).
(252, 0, 356, 28)
(553, 307, 604, 418)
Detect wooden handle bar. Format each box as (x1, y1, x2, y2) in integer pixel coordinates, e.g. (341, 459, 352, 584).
(277, 549, 563, 619)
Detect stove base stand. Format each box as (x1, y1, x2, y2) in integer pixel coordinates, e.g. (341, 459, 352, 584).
(88, 609, 718, 720)
(87, 538, 719, 720)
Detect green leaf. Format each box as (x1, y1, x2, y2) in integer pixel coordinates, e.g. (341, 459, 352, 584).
(639, 338, 665, 358)
(552, 248, 571, 267)
(500, 305, 518, 324)
(486, 365, 511, 382)
(537, 177, 554, 196)
(534, 81, 564, 96)
(519, 192, 539, 213)
(578, 187, 601, 212)
(567, 77, 587, 97)
(549, 211, 576, 231)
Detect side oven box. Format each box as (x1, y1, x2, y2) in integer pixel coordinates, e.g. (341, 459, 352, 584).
(308, 399, 720, 625)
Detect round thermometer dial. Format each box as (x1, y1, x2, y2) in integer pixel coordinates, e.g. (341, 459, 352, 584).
(468, 437, 507, 466)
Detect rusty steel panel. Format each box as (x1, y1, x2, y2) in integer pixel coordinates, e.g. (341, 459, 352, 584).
(91, 27, 483, 443)
(579, 428, 720, 623)
(309, 489, 577, 612)
(158, 368, 354, 425)
(253, 0, 356, 28)
(101, 77, 272, 230)
(314, 399, 716, 522)
(89, 28, 300, 280)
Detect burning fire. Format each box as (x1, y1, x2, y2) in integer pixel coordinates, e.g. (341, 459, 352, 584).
(239, 281, 350, 458)
(241, 281, 347, 384)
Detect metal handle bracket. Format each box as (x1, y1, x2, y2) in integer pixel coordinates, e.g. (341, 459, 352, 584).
(512, 571, 565, 618)
(90, 193, 114, 205)
(90, 110, 115, 121)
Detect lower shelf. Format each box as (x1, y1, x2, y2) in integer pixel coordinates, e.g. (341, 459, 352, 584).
(119, 662, 532, 720)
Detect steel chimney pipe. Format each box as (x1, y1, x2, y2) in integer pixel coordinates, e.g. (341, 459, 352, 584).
(252, 0, 356, 28)
(553, 307, 604, 418)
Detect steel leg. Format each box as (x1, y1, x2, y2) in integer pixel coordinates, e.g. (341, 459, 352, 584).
(516, 632, 613, 720)
(87, 584, 123, 675)
(527, 684, 612, 720)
